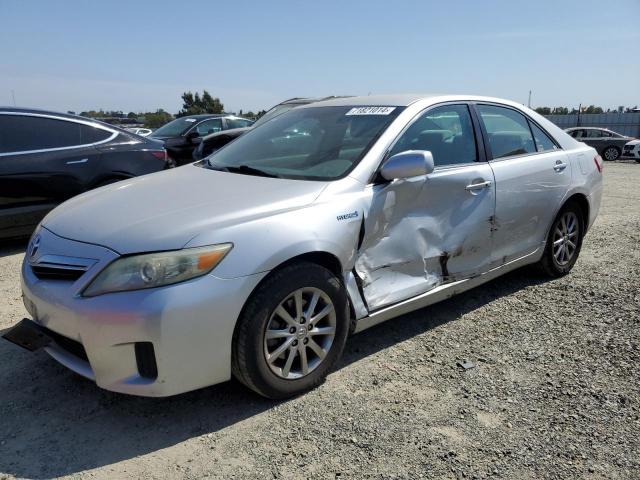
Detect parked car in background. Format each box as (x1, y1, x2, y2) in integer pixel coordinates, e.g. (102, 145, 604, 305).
(565, 127, 634, 161)
(150, 114, 254, 165)
(5, 95, 602, 399)
(193, 97, 350, 160)
(125, 127, 153, 137)
(0, 108, 173, 239)
(622, 139, 640, 162)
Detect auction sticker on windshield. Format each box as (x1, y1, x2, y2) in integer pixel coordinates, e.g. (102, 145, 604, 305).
(346, 107, 396, 115)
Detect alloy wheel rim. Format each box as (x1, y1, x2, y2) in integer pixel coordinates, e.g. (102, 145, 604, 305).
(552, 211, 579, 266)
(604, 148, 618, 160)
(263, 287, 336, 380)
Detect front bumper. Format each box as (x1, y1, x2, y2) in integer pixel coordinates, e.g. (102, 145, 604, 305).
(19, 228, 266, 397)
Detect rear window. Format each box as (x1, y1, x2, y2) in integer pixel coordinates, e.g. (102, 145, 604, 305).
(0, 115, 112, 153)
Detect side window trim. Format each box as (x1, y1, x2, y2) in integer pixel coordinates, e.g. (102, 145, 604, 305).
(469, 102, 562, 162)
(371, 102, 484, 182)
(0, 112, 118, 157)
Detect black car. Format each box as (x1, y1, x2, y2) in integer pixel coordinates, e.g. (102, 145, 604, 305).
(565, 127, 635, 161)
(0, 108, 173, 239)
(150, 114, 254, 165)
(193, 97, 351, 161)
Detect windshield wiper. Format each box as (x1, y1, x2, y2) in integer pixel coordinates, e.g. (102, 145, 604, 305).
(213, 164, 281, 178)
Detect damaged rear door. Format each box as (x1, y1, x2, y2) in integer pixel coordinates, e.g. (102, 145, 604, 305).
(354, 104, 495, 311)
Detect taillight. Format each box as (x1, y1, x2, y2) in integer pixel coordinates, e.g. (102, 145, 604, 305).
(593, 155, 603, 173)
(150, 150, 165, 160)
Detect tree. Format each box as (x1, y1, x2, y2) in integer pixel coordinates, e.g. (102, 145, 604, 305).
(584, 105, 603, 114)
(178, 90, 224, 117)
(535, 107, 551, 115)
(143, 109, 173, 129)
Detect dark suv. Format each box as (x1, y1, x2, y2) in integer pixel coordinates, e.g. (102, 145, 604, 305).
(0, 108, 172, 239)
(565, 127, 634, 161)
(150, 114, 254, 165)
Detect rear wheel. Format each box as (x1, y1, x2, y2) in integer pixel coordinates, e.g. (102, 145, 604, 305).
(537, 202, 584, 277)
(232, 262, 349, 399)
(603, 146, 620, 161)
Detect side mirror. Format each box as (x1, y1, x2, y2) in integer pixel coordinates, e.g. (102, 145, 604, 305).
(379, 150, 434, 181)
(192, 136, 203, 145)
(185, 130, 200, 142)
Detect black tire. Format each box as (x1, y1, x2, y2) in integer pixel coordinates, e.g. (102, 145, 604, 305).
(537, 201, 584, 277)
(602, 146, 620, 161)
(232, 262, 349, 399)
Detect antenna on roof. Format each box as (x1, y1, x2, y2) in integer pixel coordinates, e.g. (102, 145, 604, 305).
(527, 90, 531, 108)
(11, 90, 16, 107)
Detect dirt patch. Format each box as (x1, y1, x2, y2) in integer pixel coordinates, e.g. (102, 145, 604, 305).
(0, 162, 638, 479)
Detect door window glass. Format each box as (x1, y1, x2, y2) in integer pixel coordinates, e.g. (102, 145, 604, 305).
(0, 115, 84, 153)
(585, 129, 603, 138)
(529, 123, 559, 152)
(195, 119, 223, 136)
(389, 104, 478, 167)
(226, 118, 254, 129)
(477, 105, 536, 159)
(570, 129, 584, 138)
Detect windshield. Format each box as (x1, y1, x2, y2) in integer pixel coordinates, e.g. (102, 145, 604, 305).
(151, 117, 199, 137)
(205, 106, 403, 180)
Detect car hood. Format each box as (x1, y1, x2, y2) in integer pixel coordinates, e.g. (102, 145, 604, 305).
(42, 164, 328, 254)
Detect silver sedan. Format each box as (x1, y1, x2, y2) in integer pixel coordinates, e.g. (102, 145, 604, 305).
(6, 95, 603, 398)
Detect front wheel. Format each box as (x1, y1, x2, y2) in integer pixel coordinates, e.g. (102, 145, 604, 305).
(537, 202, 584, 277)
(232, 262, 349, 399)
(603, 146, 620, 161)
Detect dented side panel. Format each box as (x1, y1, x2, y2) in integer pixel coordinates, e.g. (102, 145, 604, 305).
(354, 164, 496, 311)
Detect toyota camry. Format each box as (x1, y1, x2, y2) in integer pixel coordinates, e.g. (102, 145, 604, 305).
(4, 95, 603, 399)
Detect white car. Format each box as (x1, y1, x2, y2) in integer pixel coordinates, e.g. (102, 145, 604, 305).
(5, 94, 603, 399)
(622, 139, 640, 161)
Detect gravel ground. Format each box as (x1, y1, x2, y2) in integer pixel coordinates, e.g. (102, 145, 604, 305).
(0, 162, 638, 480)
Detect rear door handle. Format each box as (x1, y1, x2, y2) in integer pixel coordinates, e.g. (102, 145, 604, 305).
(465, 180, 492, 191)
(554, 160, 567, 172)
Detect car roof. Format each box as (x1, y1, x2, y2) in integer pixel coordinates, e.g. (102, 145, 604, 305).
(298, 94, 533, 108)
(0, 106, 102, 122)
(277, 96, 352, 106)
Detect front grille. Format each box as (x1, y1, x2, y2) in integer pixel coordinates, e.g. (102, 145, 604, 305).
(42, 326, 89, 362)
(31, 264, 86, 281)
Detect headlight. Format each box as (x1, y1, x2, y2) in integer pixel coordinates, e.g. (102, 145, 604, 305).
(83, 243, 232, 297)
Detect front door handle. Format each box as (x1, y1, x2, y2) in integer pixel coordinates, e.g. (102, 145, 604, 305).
(554, 160, 567, 172)
(465, 180, 492, 191)
(66, 158, 88, 165)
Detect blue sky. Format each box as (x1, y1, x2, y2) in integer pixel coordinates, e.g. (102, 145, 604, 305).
(1, 0, 638, 114)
